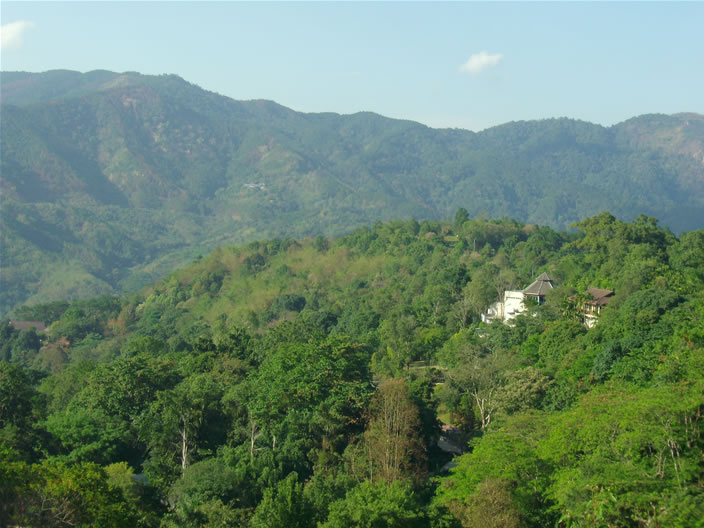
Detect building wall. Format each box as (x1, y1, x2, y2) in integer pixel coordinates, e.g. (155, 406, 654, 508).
(481, 290, 526, 324)
(503, 290, 525, 321)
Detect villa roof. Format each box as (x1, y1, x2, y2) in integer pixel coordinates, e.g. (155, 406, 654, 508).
(523, 272, 555, 297)
(585, 288, 614, 306)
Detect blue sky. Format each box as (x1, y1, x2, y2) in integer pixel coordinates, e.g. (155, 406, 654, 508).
(2, 1, 702, 131)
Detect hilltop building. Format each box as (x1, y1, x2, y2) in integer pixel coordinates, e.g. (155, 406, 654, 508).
(580, 288, 614, 328)
(481, 272, 555, 324)
(522, 272, 555, 304)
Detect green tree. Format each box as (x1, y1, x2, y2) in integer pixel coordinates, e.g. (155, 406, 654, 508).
(161, 457, 250, 527)
(494, 367, 553, 416)
(321, 480, 427, 528)
(76, 354, 179, 427)
(435, 412, 554, 527)
(139, 373, 225, 487)
(45, 406, 132, 465)
(446, 478, 527, 528)
(454, 208, 470, 228)
(1, 457, 139, 527)
(540, 383, 704, 527)
(0, 361, 47, 460)
(250, 472, 312, 528)
(443, 345, 509, 430)
(246, 335, 372, 477)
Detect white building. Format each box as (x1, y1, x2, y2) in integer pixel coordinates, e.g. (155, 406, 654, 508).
(481, 272, 555, 324)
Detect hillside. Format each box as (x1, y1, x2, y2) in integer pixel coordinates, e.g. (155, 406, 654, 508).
(2, 69, 703, 314)
(2, 213, 703, 527)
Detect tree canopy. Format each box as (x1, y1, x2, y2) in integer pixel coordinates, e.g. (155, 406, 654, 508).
(1, 211, 702, 526)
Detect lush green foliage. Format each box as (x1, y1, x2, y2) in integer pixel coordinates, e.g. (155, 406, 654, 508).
(1, 212, 703, 526)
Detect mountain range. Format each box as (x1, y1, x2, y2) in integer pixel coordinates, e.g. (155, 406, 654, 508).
(1, 69, 703, 315)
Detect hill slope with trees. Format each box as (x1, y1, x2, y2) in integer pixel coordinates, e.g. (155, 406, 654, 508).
(2, 69, 703, 314)
(2, 212, 703, 527)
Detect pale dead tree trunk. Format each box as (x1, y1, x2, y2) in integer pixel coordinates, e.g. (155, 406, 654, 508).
(666, 437, 682, 487)
(653, 447, 665, 479)
(444, 347, 501, 431)
(657, 410, 689, 487)
(682, 405, 701, 449)
(473, 386, 496, 430)
(249, 420, 262, 459)
(180, 413, 190, 473)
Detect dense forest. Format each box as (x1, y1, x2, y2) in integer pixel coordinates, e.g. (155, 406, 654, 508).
(2, 211, 703, 527)
(2, 69, 704, 314)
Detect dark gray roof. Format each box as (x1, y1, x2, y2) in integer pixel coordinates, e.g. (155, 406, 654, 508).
(523, 272, 555, 296)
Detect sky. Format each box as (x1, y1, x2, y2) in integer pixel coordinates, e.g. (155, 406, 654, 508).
(1, 1, 703, 131)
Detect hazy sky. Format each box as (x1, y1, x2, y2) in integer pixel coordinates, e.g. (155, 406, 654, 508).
(2, 1, 702, 131)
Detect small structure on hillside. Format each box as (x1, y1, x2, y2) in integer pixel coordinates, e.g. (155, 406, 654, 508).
(581, 288, 614, 328)
(522, 272, 555, 305)
(9, 320, 47, 332)
(481, 272, 555, 324)
(481, 289, 525, 324)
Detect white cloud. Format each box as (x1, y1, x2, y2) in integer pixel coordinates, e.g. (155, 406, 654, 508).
(1, 20, 35, 51)
(459, 51, 503, 75)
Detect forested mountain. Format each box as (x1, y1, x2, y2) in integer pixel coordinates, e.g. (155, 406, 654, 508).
(2, 69, 704, 314)
(2, 212, 703, 527)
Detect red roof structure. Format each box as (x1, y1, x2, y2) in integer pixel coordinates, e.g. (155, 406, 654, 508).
(10, 320, 47, 332)
(580, 288, 615, 327)
(584, 288, 614, 306)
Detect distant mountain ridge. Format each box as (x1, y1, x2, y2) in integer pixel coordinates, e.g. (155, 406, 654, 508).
(1, 69, 703, 314)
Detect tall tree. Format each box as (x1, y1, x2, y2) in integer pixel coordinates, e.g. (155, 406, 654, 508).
(139, 373, 225, 485)
(364, 378, 426, 483)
